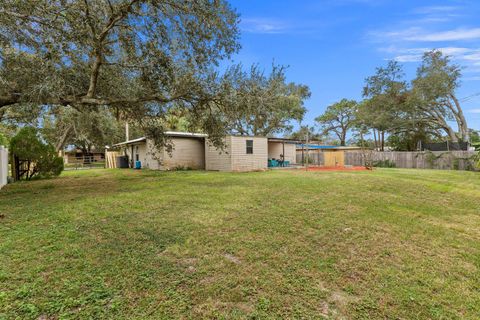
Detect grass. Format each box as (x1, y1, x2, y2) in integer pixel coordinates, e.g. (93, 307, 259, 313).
(1, 168, 479, 319)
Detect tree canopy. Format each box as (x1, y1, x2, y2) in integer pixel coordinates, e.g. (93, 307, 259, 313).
(315, 99, 358, 146)
(0, 0, 240, 145)
(360, 60, 409, 150)
(219, 64, 310, 136)
(313, 50, 470, 151)
(41, 106, 126, 152)
(357, 51, 469, 150)
(411, 50, 469, 143)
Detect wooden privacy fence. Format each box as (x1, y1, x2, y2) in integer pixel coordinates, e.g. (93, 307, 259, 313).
(296, 152, 324, 166)
(345, 151, 478, 170)
(64, 155, 106, 170)
(0, 146, 8, 189)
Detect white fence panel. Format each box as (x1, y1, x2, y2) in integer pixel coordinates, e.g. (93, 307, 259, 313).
(0, 146, 8, 189)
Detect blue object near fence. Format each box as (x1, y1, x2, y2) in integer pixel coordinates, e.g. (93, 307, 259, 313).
(269, 159, 290, 167)
(268, 159, 279, 167)
(135, 161, 142, 169)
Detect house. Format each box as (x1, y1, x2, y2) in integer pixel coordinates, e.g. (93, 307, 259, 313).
(111, 132, 298, 172)
(112, 132, 207, 170)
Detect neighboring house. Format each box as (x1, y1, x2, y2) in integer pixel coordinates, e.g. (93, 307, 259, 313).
(111, 132, 297, 172)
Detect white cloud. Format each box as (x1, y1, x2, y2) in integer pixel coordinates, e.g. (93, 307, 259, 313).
(406, 28, 480, 42)
(368, 4, 480, 82)
(404, 6, 463, 25)
(375, 27, 480, 42)
(241, 18, 289, 34)
(468, 108, 480, 113)
(385, 47, 480, 64)
(393, 54, 423, 62)
(436, 47, 472, 55)
(413, 6, 460, 15)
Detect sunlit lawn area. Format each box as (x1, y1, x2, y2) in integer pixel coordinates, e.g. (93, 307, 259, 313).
(1, 168, 479, 319)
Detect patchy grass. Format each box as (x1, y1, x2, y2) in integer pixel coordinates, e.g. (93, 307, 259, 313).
(1, 168, 479, 319)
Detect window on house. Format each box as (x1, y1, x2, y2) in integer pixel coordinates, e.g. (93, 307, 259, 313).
(246, 140, 253, 154)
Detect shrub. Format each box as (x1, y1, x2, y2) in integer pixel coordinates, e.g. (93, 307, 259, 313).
(0, 132, 8, 147)
(373, 159, 396, 168)
(10, 127, 64, 180)
(172, 165, 192, 171)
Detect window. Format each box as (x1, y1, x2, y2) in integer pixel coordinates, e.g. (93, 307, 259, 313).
(246, 140, 253, 154)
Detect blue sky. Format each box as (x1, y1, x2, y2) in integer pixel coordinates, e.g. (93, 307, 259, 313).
(228, 0, 480, 132)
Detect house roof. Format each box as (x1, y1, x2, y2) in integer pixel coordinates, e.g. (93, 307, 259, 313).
(112, 131, 207, 147)
(267, 137, 302, 144)
(112, 137, 147, 147)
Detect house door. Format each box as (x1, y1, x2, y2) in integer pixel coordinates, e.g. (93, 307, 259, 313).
(324, 151, 345, 167)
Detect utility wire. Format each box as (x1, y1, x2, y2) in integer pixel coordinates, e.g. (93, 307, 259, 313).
(459, 92, 480, 102)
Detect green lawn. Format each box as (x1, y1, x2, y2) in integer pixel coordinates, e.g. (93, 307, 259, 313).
(1, 169, 479, 319)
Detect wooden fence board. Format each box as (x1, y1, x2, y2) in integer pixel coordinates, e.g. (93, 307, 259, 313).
(105, 151, 121, 169)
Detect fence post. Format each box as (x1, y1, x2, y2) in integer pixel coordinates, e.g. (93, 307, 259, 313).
(13, 154, 20, 181)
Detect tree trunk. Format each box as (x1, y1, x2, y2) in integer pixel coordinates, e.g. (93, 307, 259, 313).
(381, 131, 385, 151)
(445, 126, 459, 143)
(86, 50, 102, 98)
(0, 93, 20, 108)
(426, 108, 459, 143)
(450, 95, 469, 142)
(55, 124, 73, 152)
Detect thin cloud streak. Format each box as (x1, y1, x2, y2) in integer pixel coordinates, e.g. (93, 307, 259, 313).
(240, 18, 290, 34)
(373, 27, 480, 42)
(413, 6, 460, 15)
(405, 28, 480, 42)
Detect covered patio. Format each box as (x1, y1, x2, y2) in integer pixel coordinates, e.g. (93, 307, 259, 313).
(267, 138, 299, 168)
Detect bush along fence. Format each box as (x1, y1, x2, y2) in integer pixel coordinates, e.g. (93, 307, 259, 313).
(0, 146, 8, 189)
(345, 151, 479, 171)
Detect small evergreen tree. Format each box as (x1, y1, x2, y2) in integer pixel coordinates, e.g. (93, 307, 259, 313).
(10, 127, 64, 180)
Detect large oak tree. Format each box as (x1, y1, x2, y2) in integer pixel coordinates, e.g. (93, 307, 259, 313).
(0, 0, 240, 145)
(412, 50, 469, 143)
